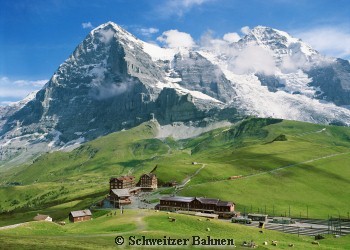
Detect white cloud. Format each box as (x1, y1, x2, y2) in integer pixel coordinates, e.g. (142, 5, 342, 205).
(223, 32, 241, 43)
(156, 0, 213, 18)
(199, 30, 277, 75)
(157, 30, 196, 48)
(139, 27, 159, 37)
(199, 30, 240, 53)
(0, 76, 47, 99)
(241, 26, 250, 35)
(82, 22, 94, 29)
(91, 79, 136, 100)
(0, 101, 15, 106)
(99, 29, 115, 43)
(294, 26, 350, 59)
(228, 45, 277, 75)
(199, 31, 229, 58)
(13, 79, 47, 87)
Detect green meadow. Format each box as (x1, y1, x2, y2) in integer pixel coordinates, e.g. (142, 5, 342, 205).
(0, 117, 349, 248)
(1, 210, 349, 249)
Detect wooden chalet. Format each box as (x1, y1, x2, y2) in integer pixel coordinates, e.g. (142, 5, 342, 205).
(156, 196, 236, 218)
(33, 214, 52, 222)
(110, 176, 135, 189)
(69, 209, 92, 223)
(109, 188, 131, 207)
(137, 173, 157, 190)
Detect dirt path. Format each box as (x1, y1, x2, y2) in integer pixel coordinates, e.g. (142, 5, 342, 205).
(186, 151, 350, 187)
(294, 128, 326, 137)
(0, 222, 27, 230)
(134, 210, 146, 232)
(175, 163, 206, 194)
(240, 151, 350, 180)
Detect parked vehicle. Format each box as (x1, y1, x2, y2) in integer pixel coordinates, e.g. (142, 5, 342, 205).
(231, 216, 252, 224)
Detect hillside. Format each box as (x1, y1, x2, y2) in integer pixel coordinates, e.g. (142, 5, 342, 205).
(0, 118, 349, 227)
(1, 210, 349, 249)
(178, 119, 350, 219)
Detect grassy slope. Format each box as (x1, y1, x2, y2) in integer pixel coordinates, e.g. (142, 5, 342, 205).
(179, 119, 350, 218)
(0, 118, 349, 226)
(1, 210, 349, 249)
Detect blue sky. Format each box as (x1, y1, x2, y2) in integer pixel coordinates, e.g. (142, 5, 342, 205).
(1, 0, 350, 104)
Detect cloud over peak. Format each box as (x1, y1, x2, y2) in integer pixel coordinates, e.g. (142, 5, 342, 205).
(223, 32, 241, 43)
(294, 26, 350, 59)
(157, 30, 196, 48)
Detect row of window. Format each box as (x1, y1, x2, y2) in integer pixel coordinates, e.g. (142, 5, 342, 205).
(160, 201, 230, 211)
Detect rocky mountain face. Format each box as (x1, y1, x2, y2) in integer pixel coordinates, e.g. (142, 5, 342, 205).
(1, 22, 350, 165)
(306, 58, 350, 106)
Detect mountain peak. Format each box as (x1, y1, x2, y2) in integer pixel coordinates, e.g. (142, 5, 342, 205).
(89, 21, 139, 45)
(243, 25, 317, 57)
(92, 21, 123, 33)
(249, 25, 299, 45)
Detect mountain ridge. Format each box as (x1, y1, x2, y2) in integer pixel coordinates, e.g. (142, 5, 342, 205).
(1, 21, 350, 166)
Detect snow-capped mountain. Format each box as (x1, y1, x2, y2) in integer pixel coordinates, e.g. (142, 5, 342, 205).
(1, 22, 350, 165)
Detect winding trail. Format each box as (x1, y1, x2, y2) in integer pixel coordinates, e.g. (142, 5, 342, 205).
(175, 163, 206, 194)
(240, 151, 350, 180)
(0, 223, 27, 230)
(186, 151, 350, 188)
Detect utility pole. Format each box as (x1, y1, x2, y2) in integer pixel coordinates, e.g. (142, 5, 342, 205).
(328, 215, 330, 234)
(289, 205, 291, 217)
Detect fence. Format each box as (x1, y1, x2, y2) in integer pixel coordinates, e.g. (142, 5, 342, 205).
(244, 218, 350, 237)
